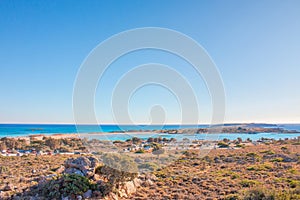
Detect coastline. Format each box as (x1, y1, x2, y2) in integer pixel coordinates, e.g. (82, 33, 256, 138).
(1, 123, 300, 137)
(2, 130, 300, 140)
(1, 135, 300, 199)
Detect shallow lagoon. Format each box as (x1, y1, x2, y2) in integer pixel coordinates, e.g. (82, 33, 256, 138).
(1, 124, 300, 141)
(80, 132, 300, 142)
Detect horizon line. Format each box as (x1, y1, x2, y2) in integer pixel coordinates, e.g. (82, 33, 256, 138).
(0, 122, 300, 125)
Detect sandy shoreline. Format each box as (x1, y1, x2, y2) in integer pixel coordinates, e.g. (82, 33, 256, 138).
(14, 133, 79, 140)
(4, 130, 300, 141)
(11, 132, 160, 140)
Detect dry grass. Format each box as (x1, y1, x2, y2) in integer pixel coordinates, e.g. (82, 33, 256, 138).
(128, 140, 300, 200)
(0, 154, 79, 198)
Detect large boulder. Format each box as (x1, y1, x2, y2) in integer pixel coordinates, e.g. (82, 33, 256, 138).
(64, 156, 99, 178)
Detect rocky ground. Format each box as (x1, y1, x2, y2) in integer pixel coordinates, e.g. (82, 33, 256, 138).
(0, 139, 299, 200)
(0, 154, 79, 199)
(129, 139, 300, 200)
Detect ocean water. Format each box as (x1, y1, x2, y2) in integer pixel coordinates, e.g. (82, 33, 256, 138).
(0, 124, 206, 137)
(0, 124, 299, 141)
(83, 132, 300, 142)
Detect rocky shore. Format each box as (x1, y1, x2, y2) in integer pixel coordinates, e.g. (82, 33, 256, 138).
(157, 125, 300, 134)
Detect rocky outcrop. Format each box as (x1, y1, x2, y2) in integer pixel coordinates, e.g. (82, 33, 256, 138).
(60, 156, 153, 200)
(117, 181, 136, 198)
(262, 154, 298, 162)
(5, 156, 155, 200)
(64, 156, 99, 178)
(105, 174, 154, 200)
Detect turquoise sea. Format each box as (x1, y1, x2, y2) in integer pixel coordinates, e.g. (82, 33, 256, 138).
(0, 124, 206, 136)
(0, 124, 300, 141)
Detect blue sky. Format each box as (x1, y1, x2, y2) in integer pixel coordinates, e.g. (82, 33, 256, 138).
(0, 0, 300, 124)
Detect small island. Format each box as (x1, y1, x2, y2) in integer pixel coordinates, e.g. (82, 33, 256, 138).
(157, 124, 300, 134)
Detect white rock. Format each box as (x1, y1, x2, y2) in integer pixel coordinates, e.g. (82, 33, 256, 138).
(124, 181, 136, 195)
(76, 195, 82, 200)
(83, 190, 92, 199)
(133, 178, 142, 187)
(144, 179, 154, 186)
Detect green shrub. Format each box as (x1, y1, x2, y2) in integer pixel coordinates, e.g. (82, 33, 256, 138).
(218, 142, 229, 148)
(260, 150, 275, 155)
(288, 168, 299, 175)
(231, 174, 240, 179)
(240, 179, 259, 187)
(225, 194, 241, 200)
(243, 187, 275, 200)
(152, 145, 165, 157)
(96, 153, 138, 185)
(247, 163, 272, 171)
(246, 152, 259, 157)
(0, 166, 8, 174)
(113, 140, 124, 144)
(247, 166, 256, 171)
(40, 174, 92, 199)
(271, 157, 284, 162)
(135, 149, 145, 154)
(281, 146, 288, 151)
(235, 144, 245, 148)
(286, 179, 300, 188)
(243, 187, 300, 200)
(138, 162, 159, 171)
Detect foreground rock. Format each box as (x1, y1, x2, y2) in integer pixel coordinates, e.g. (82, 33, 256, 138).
(64, 156, 99, 178)
(16, 155, 150, 200)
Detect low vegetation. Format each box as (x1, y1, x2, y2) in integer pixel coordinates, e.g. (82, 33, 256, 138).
(0, 138, 299, 199)
(39, 174, 93, 199)
(130, 138, 300, 200)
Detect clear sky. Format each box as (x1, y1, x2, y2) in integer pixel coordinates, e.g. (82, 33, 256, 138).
(0, 0, 300, 124)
